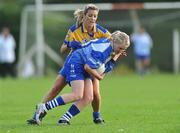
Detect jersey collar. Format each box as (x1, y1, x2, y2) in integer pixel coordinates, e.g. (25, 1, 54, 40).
(81, 23, 97, 33)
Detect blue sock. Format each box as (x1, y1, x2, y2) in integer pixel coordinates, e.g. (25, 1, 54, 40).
(45, 96, 65, 110)
(60, 104, 80, 121)
(93, 112, 101, 120)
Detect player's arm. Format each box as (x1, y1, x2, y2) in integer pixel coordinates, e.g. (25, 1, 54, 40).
(112, 51, 127, 61)
(60, 41, 82, 54)
(60, 29, 72, 54)
(104, 51, 127, 74)
(60, 43, 70, 54)
(84, 64, 104, 80)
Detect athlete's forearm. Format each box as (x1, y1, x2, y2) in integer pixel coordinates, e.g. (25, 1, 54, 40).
(112, 51, 127, 61)
(84, 64, 104, 80)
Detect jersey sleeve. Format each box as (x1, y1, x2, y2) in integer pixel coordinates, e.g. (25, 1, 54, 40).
(85, 50, 103, 69)
(63, 29, 74, 46)
(96, 24, 111, 38)
(63, 26, 82, 50)
(103, 30, 111, 38)
(86, 57, 102, 69)
(104, 59, 115, 73)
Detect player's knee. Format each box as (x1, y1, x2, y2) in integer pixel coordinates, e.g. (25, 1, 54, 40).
(88, 95, 94, 103)
(73, 93, 83, 101)
(84, 95, 94, 104)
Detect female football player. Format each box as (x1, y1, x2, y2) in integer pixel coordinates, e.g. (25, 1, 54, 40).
(27, 4, 111, 125)
(35, 30, 130, 125)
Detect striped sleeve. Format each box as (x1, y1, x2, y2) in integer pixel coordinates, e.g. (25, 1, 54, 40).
(63, 29, 73, 46)
(63, 24, 77, 46)
(96, 24, 111, 38)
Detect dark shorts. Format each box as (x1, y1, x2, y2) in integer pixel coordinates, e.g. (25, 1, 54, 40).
(135, 55, 150, 60)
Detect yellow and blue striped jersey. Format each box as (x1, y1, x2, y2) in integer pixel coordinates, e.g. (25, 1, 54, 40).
(63, 23, 111, 47)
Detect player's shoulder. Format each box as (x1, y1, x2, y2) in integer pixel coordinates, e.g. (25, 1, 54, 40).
(92, 38, 110, 45)
(69, 24, 77, 32)
(96, 23, 108, 33)
(98, 38, 110, 42)
(69, 24, 80, 32)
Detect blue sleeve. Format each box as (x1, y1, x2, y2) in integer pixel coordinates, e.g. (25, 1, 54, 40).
(104, 59, 115, 73)
(86, 50, 104, 69)
(66, 41, 82, 50)
(86, 57, 102, 69)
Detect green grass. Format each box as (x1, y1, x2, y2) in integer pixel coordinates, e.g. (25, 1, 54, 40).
(0, 74, 180, 133)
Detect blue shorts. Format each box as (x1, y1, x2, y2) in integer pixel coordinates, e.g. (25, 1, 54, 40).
(59, 51, 92, 84)
(58, 66, 66, 78)
(135, 55, 150, 60)
(63, 63, 91, 83)
(58, 53, 74, 78)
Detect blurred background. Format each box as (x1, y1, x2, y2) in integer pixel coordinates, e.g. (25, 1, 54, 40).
(0, 0, 180, 78)
(1, 1, 180, 133)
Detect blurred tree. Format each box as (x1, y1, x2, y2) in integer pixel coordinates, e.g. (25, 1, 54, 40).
(0, 0, 179, 70)
(43, 0, 180, 3)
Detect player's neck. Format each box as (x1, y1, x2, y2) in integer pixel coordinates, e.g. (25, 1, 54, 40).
(84, 23, 94, 33)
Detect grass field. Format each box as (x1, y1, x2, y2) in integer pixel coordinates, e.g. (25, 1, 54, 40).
(0, 74, 180, 133)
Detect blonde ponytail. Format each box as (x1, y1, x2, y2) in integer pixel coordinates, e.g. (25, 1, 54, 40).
(74, 9, 84, 27)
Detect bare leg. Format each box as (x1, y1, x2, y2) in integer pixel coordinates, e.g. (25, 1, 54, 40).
(41, 75, 67, 103)
(74, 78, 93, 110)
(35, 80, 85, 125)
(27, 74, 66, 124)
(91, 78, 105, 124)
(58, 79, 93, 124)
(91, 78, 101, 112)
(142, 58, 151, 74)
(61, 80, 84, 103)
(136, 59, 143, 75)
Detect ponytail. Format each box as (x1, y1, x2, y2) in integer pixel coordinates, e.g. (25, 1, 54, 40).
(74, 9, 84, 27)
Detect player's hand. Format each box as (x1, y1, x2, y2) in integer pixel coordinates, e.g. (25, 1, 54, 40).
(120, 51, 127, 56)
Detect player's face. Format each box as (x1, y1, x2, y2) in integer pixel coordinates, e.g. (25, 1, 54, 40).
(2, 28, 10, 37)
(84, 9, 98, 28)
(113, 42, 127, 54)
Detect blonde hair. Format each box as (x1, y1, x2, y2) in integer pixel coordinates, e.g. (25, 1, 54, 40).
(111, 30, 130, 49)
(74, 4, 99, 27)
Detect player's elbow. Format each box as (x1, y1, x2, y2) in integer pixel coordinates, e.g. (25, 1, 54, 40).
(60, 47, 65, 54)
(60, 44, 68, 54)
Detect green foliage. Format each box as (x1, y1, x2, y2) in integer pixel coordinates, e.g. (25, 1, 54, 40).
(0, 1, 180, 72)
(0, 74, 180, 133)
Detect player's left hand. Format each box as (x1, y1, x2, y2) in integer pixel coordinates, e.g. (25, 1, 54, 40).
(120, 51, 127, 56)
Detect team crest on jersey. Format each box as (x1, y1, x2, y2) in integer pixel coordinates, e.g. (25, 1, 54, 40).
(70, 64, 76, 77)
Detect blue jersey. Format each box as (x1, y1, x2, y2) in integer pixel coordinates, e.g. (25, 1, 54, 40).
(131, 32, 153, 56)
(67, 38, 113, 68)
(61, 38, 114, 83)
